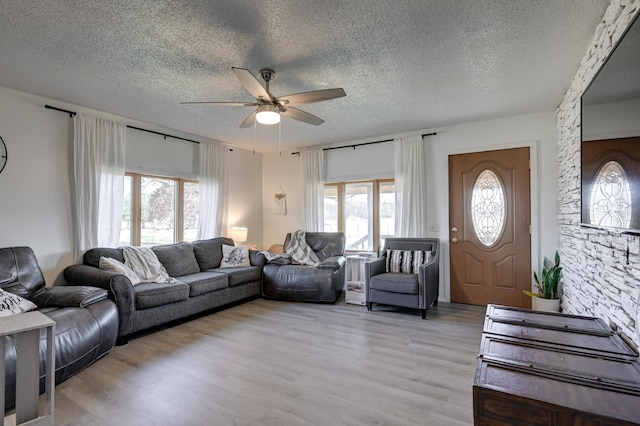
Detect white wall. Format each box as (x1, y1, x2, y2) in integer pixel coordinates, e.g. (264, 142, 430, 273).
(227, 148, 263, 248)
(262, 151, 303, 248)
(0, 88, 73, 284)
(262, 110, 560, 301)
(0, 86, 263, 284)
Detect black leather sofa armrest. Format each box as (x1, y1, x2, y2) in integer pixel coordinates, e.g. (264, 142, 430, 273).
(63, 264, 136, 338)
(31, 286, 108, 308)
(317, 255, 346, 270)
(267, 256, 291, 265)
(250, 249, 267, 267)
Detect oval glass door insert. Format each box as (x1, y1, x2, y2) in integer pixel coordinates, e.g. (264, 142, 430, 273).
(471, 169, 506, 246)
(589, 160, 631, 228)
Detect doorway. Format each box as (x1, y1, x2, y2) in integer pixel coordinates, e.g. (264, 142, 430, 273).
(449, 147, 531, 308)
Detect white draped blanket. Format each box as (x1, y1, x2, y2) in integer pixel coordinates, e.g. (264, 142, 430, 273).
(122, 246, 176, 283)
(286, 230, 320, 266)
(259, 230, 320, 266)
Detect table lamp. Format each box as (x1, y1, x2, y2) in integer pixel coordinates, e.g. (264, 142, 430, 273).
(231, 226, 248, 246)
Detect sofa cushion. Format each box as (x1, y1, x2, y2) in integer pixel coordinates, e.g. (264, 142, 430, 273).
(134, 281, 189, 310)
(177, 271, 229, 297)
(192, 237, 234, 270)
(151, 242, 200, 277)
(215, 266, 262, 287)
(369, 272, 419, 294)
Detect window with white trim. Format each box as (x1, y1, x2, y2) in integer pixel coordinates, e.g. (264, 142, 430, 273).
(324, 179, 395, 253)
(120, 173, 199, 246)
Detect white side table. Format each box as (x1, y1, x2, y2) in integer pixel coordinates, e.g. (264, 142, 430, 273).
(1, 311, 55, 426)
(346, 255, 375, 305)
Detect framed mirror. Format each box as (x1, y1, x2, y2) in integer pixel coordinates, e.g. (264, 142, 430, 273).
(581, 12, 640, 233)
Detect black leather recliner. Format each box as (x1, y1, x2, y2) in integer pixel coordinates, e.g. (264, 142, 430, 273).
(262, 232, 346, 302)
(1, 246, 118, 412)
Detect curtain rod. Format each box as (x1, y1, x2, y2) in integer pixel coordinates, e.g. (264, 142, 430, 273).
(290, 132, 437, 155)
(44, 104, 233, 150)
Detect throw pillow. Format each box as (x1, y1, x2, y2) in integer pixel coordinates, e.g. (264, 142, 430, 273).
(386, 249, 429, 274)
(151, 242, 200, 277)
(99, 256, 141, 285)
(220, 244, 250, 267)
(0, 288, 37, 317)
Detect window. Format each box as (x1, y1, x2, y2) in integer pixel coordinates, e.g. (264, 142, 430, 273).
(121, 173, 199, 246)
(324, 179, 395, 253)
(378, 181, 396, 249)
(471, 169, 506, 246)
(589, 161, 632, 228)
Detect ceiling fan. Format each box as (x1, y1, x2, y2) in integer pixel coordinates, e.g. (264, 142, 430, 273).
(181, 67, 346, 128)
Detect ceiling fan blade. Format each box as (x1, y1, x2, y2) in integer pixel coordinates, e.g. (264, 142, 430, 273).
(239, 110, 257, 128)
(180, 101, 258, 106)
(232, 67, 272, 101)
(277, 88, 346, 106)
(280, 107, 325, 125)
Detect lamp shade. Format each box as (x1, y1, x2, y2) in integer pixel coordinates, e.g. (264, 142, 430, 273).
(231, 226, 248, 244)
(256, 104, 280, 125)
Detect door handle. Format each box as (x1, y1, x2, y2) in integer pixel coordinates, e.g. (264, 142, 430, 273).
(452, 237, 458, 244)
(451, 227, 458, 233)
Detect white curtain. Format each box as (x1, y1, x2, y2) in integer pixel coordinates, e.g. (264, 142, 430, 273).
(198, 142, 229, 239)
(73, 113, 126, 261)
(394, 134, 428, 237)
(301, 149, 325, 232)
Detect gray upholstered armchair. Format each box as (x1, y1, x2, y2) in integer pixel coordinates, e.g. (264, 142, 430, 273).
(365, 238, 439, 319)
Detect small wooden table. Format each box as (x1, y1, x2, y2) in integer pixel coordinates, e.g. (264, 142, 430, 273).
(1, 311, 55, 426)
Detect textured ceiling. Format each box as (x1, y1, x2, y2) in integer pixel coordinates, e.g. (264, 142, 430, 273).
(0, 0, 609, 152)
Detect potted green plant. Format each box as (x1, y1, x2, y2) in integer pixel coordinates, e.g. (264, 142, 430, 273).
(523, 250, 561, 312)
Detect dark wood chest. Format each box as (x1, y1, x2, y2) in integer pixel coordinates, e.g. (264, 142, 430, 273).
(474, 305, 640, 425)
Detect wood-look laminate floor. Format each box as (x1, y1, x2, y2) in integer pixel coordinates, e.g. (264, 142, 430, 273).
(52, 299, 486, 426)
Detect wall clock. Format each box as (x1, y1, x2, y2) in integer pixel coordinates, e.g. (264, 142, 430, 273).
(0, 136, 6, 174)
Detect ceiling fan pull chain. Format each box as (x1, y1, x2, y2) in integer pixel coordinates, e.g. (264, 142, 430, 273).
(278, 121, 282, 157)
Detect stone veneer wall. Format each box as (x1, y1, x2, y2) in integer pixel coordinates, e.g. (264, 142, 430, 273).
(557, 0, 640, 346)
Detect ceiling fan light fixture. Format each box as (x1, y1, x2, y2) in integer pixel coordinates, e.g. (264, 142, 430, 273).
(256, 104, 280, 125)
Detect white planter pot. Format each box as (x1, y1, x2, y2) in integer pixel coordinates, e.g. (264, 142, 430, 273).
(532, 296, 560, 312)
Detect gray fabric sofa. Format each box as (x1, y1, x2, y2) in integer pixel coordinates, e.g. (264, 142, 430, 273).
(1, 246, 118, 413)
(63, 237, 265, 344)
(262, 232, 346, 302)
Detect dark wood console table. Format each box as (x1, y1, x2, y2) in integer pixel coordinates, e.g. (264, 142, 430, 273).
(473, 304, 640, 425)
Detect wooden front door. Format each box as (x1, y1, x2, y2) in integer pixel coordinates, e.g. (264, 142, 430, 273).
(449, 147, 531, 308)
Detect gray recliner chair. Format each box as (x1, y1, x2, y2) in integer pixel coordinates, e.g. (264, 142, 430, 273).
(365, 238, 439, 319)
(262, 232, 346, 302)
(1, 246, 118, 413)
